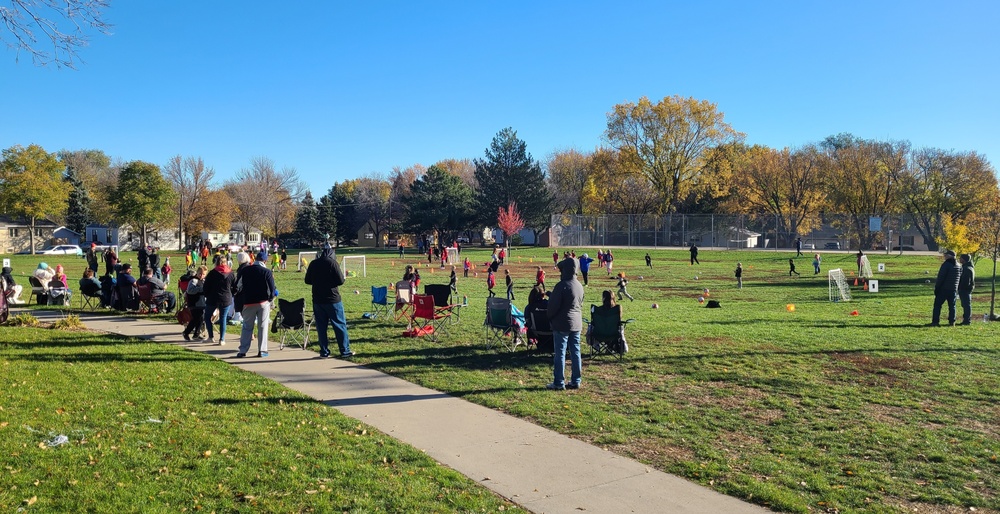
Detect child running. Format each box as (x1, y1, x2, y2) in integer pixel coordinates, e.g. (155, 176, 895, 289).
(615, 272, 634, 301)
(487, 268, 496, 297)
(535, 265, 546, 291)
(789, 258, 800, 276)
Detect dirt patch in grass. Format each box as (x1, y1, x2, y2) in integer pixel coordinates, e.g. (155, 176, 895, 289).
(889, 498, 978, 514)
(606, 436, 696, 468)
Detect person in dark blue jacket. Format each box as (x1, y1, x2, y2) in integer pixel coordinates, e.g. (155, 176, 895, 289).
(577, 253, 593, 286)
(930, 250, 962, 326)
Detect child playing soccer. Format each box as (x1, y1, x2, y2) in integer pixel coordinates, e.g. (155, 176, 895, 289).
(615, 272, 634, 301)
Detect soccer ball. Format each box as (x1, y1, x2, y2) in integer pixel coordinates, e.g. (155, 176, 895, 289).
(354, 290, 360, 294)
(703, 288, 710, 294)
(698, 296, 705, 303)
(651, 303, 659, 309)
(694, 276, 699, 280)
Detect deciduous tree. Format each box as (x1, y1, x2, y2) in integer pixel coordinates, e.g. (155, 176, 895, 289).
(0, 0, 111, 68)
(897, 148, 998, 251)
(58, 149, 115, 223)
(734, 145, 826, 246)
(546, 149, 599, 215)
(354, 174, 392, 248)
(0, 144, 68, 253)
(496, 201, 524, 248)
(821, 134, 909, 249)
(604, 95, 743, 212)
(966, 190, 1000, 319)
(164, 155, 216, 248)
(111, 160, 175, 248)
(225, 156, 304, 241)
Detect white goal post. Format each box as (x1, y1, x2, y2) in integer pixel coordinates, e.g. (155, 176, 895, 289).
(828, 268, 851, 302)
(297, 251, 317, 272)
(444, 246, 459, 265)
(342, 255, 367, 277)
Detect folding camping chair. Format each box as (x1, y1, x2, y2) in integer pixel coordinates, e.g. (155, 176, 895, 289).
(274, 298, 313, 350)
(411, 294, 452, 341)
(136, 284, 166, 314)
(483, 297, 524, 352)
(424, 284, 461, 323)
(585, 304, 635, 360)
(46, 279, 72, 307)
(528, 309, 554, 354)
(79, 281, 102, 311)
(28, 276, 46, 305)
(370, 285, 390, 319)
(394, 280, 414, 321)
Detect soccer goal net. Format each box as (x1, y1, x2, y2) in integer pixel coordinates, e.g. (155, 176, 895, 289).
(297, 251, 317, 272)
(342, 255, 367, 277)
(828, 268, 851, 302)
(444, 247, 459, 265)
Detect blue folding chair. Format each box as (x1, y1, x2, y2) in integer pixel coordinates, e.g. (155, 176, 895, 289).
(371, 285, 390, 319)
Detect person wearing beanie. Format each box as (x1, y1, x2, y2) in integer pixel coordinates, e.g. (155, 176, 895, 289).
(930, 250, 961, 326)
(305, 242, 352, 358)
(957, 253, 976, 325)
(546, 257, 584, 390)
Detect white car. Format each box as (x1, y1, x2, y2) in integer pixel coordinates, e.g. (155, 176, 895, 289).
(40, 245, 84, 255)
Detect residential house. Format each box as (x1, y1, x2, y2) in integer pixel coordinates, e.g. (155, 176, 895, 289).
(0, 216, 59, 254)
(84, 223, 182, 251)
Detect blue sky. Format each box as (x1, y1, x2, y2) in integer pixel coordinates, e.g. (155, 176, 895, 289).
(2, 1, 997, 195)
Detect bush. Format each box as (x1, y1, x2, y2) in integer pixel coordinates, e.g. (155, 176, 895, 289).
(510, 233, 523, 246)
(5, 313, 39, 327)
(52, 314, 86, 331)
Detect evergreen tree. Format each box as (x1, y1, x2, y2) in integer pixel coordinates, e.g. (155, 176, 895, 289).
(316, 192, 337, 244)
(404, 165, 475, 240)
(293, 191, 323, 246)
(64, 166, 93, 234)
(473, 127, 552, 235)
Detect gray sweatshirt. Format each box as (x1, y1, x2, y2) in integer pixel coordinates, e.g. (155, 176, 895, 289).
(547, 258, 584, 332)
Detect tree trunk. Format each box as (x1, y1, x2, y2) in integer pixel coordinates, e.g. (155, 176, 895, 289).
(991, 258, 997, 321)
(29, 216, 37, 255)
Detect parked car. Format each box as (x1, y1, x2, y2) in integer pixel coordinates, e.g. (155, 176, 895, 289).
(823, 242, 841, 250)
(40, 244, 84, 256)
(801, 243, 816, 250)
(892, 245, 915, 251)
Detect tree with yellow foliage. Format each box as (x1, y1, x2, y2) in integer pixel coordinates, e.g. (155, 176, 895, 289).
(605, 95, 743, 213)
(964, 190, 1000, 320)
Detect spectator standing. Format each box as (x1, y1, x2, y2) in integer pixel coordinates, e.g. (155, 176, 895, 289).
(236, 252, 277, 358)
(930, 250, 961, 326)
(957, 254, 975, 325)
(546, 257, 585, 390)
(103, 246, 118, 277)
(795, 237, 803, 257)
(137, 246, 150, 274)
(85, 243, 99, 273)
(305, 243, 352, 358)
(689, 243, 700, 265)
(182, 266, 208, 341)
(203, 256, 236, 345)
(398, 243, 404, 258)
(149, 248, 161, 279)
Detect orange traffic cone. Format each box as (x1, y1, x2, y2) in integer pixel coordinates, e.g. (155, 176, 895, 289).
(853, 278, 859, 286)
(863, 281, 868, 291)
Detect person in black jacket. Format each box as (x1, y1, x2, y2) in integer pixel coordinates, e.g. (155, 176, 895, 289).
(236, 252, 278, 358)
(203, 256, 237, 345)
(957, 253, 975, 325)
(930, 250, 962, 326)
(305, 243, 352, 358)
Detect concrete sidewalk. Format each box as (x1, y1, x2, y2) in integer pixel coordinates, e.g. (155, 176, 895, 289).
(27, 309, 771, 514)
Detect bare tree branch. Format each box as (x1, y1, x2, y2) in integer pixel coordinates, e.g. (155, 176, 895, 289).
(1, 0, 111, 68)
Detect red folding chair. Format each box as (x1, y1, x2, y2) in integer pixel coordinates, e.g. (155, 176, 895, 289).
(411, 294, 452, 341)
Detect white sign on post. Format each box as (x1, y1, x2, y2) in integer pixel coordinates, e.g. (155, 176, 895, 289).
(877, 263, 885, 272)
(868, 280, 879, 293)
(2, 258, 9, 268)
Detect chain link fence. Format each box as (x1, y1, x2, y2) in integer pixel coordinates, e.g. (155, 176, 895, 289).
(549, 213, 934, 251)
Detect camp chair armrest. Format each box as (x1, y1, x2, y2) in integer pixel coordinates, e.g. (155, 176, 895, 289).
(622, 318, 636, 324)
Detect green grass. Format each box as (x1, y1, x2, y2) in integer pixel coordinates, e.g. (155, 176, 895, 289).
(5, 247, 1000, 513)
(0, 327, 523, 513)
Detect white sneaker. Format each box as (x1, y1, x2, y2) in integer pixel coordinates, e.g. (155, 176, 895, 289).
(218, 338, 226, 345)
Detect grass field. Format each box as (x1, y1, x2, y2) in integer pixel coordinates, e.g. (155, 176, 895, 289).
(3, 246, 999, 513)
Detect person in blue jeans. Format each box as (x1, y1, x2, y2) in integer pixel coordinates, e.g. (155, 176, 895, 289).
(202, 256, 236, 344)
(546, 257, 584, 390)
(305, 243, 352, 358)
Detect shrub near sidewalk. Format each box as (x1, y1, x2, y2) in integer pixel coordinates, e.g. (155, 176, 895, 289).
(0, 327, 521, 513)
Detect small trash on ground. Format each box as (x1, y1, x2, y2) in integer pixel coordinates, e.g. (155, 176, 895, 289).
(45, 435, 69, 447)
